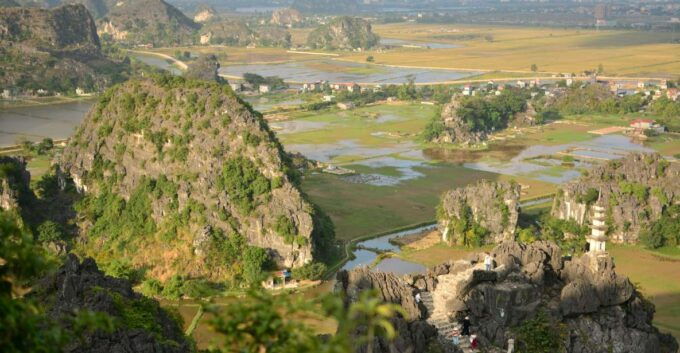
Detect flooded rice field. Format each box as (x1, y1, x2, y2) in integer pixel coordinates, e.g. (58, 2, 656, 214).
(380, 38, 461, 49)
(221, 59, 479, 84)
(462, 135, 655, 184)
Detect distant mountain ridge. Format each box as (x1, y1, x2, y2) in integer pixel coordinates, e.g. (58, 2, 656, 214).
(0, 4, 128, 93)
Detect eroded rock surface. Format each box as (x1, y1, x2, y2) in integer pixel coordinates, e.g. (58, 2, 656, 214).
(438, 180, 521, 244)
(340, 242, 678, 353)
(552, 153, 679, 243)
(31, 254, 192, 353)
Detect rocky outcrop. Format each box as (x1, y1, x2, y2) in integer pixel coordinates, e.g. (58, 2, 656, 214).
(97, 0, 199, 46)
(192, 4, 216, 23)
(271, 8, 303, 27)
(31, 254, 193, 353)
(307, 16, 379, 50)
(184, 54, 222, 83)
(0, 4, 126, 92)
(199, 19, 291, 48)
(552, 153, 679, 243)
(431, 95, 488, 145)
(438, 180, 521, 245)
(351, 241, 677, 353)
(0, 156, 31, 212)
(336, 267, 439, 353)
(510, 102, 538, 127)
(60, 77, 334, 281)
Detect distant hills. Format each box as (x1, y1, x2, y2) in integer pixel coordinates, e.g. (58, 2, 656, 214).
(307, 16, 379, 50)
(0, 4, 129, 93)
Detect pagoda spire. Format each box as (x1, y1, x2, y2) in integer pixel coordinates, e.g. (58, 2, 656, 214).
(587, 189, 607, 253)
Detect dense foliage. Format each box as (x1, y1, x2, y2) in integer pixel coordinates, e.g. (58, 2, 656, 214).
(514, 312, 566, 353)
(208, 288, 404, 353)
(243, 73, 286, 89)
(640, 204, 680, 249)
(217, 157, 272, 214)
(444, 205, 489, 247)
(455, 89, 529, 132)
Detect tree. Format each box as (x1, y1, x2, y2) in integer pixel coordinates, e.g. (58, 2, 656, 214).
(366, 55, 375, 62)
(515, 312, 566, 353)
(208, 288, 403, 353)
(597, 63, 604, 74)
(530, 64, 538, 73)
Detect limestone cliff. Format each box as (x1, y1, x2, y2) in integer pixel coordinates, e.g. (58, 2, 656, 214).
(307, 16, 379, 50)
(184, 54, 222, 83)
(31, 254, 193, 352)
(0, 4, 127, 92)
(343, 241, 678, 353)
(551, 153, 679, 243)
(430, 94, 488, 145)
(192, 4, 216, 23)
(336, 268, 439, 353)
(60, 76, 335, 282)
(438, 180, 521, 245)
(97, 0, 199, 47)
(199, 18, 291, 48)
(271, 8, 303, 27)
(0, 156, 31, 212)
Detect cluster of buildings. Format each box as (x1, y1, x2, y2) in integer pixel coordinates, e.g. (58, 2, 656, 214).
(1, 87, 93, 100)
(229, 82, 272, 94)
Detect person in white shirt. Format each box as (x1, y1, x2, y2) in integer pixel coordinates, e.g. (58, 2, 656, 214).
(415, 292, 421, 304)
(484, 253, 493, 271)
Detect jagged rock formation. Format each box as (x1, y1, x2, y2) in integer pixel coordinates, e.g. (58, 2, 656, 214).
(31, 254, 193, 352)
(431, 95, 488, 145)
(344, 241, 678, 353)
(184, 54, 222, 83)
(0, 4, 127, 93)
(97, 0, 199, 46)
(510, 102, 538, 127)
(62, 0, 108, 18)
(60, 77, 334, 281)
(0, 156, 31, 212)
(271, 8, 303, 27)
(438, 180, 521, 245)
(307, 16, 379, 50)
(336, 267, 439, 353)
(192, 4, 216, 23)
(199, 19, 291, 48)
(552, 153, 679, 243)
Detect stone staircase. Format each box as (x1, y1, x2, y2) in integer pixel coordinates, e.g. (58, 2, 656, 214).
(421, 292, 474, 352)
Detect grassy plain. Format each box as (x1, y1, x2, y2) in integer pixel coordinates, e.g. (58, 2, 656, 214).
(342, 23, 680, 77)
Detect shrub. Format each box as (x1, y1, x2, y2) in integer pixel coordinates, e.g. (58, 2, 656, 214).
(36, 221, 64, 243)
(514, 312, 566, 353)
(242, 247, 269, 285)
(292, 262, 327, 281)
(217, 157, 271, 214)
(139, 278, 163, 297)
(103, 259, 138, 283)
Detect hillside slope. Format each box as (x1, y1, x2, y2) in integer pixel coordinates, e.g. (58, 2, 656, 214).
(97, 0, 199, 46)
(60, 76, 335, 283)
(0, 4, 128, 93)
(307, 16, 379, 50)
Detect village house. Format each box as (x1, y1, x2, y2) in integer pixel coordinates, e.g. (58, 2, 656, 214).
(462, 84, 473, 96)
(516, 80, 527, 88)
(259, 85, 271, 94)
(322, 95, 335, 102)
(1, 89, 14, 99)
(629, 119, 665, 133)
(229, 82, 243, 92)
(332, 82, 361, 93)
(667, 88, 679, 101)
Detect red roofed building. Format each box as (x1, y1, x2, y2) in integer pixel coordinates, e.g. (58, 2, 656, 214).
(630, 119, 665, 133)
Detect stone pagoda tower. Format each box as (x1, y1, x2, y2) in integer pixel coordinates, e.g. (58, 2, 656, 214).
(587, 202, 607, 253)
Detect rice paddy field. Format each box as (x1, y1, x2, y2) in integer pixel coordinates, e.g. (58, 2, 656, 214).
(344, 23, 680, 77)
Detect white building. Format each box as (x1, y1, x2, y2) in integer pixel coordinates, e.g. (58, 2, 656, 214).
(259, 85, 271, 94)
(588, 204, 607, 253)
